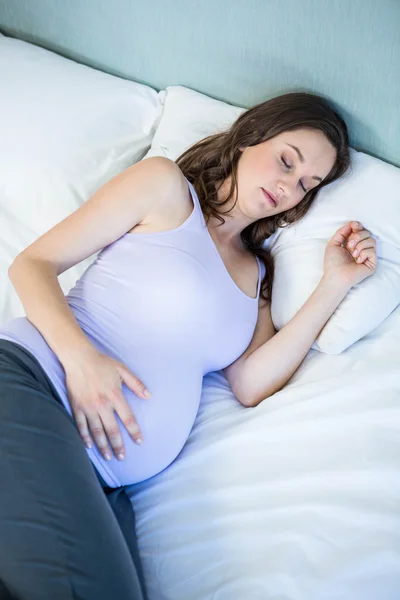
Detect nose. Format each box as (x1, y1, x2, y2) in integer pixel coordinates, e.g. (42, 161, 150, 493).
(277, 175, 296, 200)
(277, 178, 290, 200)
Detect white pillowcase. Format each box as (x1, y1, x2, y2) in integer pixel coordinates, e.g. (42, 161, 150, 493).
(0, 36, 162, 324)
(146, 86, 400, 354)
(266, 150, 400, 353)
(144, 85, 244, 161)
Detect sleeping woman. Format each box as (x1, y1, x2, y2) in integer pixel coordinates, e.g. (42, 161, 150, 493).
(0, 92, 377, 599)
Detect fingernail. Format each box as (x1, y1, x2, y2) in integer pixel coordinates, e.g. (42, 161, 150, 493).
(117, 453, 125, 461)
(85, 442, 92, 449)
(104, 453, 112, 461)
(144, 390, 151, 398)
(353, 250, 358, 257)
(136, 438, 143, 445)
(349, 241, 355, 248)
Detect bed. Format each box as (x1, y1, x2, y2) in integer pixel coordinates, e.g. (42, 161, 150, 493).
(0, 1, 399, 598)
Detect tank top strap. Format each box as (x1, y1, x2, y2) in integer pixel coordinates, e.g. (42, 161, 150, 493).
(256, 257, 266, 298)
(185, 177, 207, 227)
(186, 176, 266, 301)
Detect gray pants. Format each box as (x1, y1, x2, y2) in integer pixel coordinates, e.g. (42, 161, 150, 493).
(0, 340, 146, 599)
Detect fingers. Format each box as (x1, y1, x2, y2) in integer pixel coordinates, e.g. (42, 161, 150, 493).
(354, 247, 377, 267)
(347, 236, 376, 262)
(115, 398, 144, 446)
(349, 221, 364, 233)
(70, 360, 149, 459)
(346, 226, 377, 271)
(74, 409, 93, 450)
(344, 225, 377, 266)
(346, 227, 372, 249)
(99, 399, 143, 460)
(328, 222, 353, 246)
(76, 395, 144, 461)
(117, 364, 151, 399)
(330, 221, 370, 249)
(86, 413, 113, 460)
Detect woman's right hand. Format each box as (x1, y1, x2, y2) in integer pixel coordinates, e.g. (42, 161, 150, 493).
(63, 346, 151, 461)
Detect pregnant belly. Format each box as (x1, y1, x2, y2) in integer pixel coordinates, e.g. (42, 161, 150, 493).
(87, 369, 204, 486)
(0, 319, 204, 487)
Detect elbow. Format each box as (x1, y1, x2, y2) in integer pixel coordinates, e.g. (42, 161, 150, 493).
(229, 373, 255, 408)
(235, 386, 265, 408)
(228, 364, 262, 408)
(8, 256, 21, 280)
(234, 389, 252, 407)
(238, 392, 265, 408)
(235, 382, 281, 408)
(228, 362, 284, 408)
(8, 252, 39, 285)
(8, 252, 28, 279)
(9, 252, 51, 278)
(238, 395, 259, 408)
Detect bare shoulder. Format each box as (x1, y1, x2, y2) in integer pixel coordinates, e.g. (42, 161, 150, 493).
(139, 156, 188, 196)
(139, 155, 181, 177)
(129, 156, 194, 233)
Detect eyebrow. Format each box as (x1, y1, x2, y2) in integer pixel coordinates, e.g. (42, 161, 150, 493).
(286, 144, 323, 182)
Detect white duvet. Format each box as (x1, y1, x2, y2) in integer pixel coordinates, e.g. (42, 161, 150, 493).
(128, 305, 400, 600)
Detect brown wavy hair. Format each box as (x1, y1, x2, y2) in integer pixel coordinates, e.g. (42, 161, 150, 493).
(176, 91, 350, 302)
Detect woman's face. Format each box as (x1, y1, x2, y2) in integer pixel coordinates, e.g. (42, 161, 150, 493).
(235, 128, 337, 220)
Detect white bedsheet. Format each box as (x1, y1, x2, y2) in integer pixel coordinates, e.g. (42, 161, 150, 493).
(127, 306, 400, 600)
(2, 192, 398, 600)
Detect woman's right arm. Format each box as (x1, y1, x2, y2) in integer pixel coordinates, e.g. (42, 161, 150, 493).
(225, 222, 377, 407)
(8, 156, 183, 460)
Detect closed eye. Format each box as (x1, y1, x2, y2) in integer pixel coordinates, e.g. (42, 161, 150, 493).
(281, 156, 307, 193)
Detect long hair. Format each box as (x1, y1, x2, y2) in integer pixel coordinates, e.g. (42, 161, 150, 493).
(176, 92, 350, 302)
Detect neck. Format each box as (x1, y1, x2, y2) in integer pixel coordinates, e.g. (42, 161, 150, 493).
(207, 214, 246, 247)
(207, 178, 254, 245)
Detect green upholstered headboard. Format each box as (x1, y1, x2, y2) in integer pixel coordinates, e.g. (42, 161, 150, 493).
(1, 0, 399, 166)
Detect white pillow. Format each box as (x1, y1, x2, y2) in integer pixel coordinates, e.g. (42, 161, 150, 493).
(144, 85, 244, 161)
(266, 150, 400, 353)
(0, 36, 162, 324)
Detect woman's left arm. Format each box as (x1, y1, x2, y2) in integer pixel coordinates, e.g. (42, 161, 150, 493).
(224, 221, 377, 407)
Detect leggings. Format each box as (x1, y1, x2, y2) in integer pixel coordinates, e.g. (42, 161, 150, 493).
(0, 340, 146, 600)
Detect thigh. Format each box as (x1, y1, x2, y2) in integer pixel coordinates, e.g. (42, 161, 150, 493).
(0, 345, 144, 600)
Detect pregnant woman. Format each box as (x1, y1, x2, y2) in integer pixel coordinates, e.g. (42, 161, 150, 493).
(0, 92, 377, 599)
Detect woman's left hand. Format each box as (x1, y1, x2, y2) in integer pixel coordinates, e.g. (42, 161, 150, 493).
(323, 221, 377, 288)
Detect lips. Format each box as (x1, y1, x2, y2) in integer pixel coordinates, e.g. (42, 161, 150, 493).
(262, 188, 278, 208)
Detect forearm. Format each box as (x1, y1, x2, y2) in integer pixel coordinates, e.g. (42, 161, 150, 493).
(8, 256, 95, 367)
(238, 275, 350, 406)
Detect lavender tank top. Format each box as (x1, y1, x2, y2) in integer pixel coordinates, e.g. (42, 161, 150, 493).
(0, 178, 264, 487)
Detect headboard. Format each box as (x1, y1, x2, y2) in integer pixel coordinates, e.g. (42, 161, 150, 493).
(1, 0, 399, 166)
